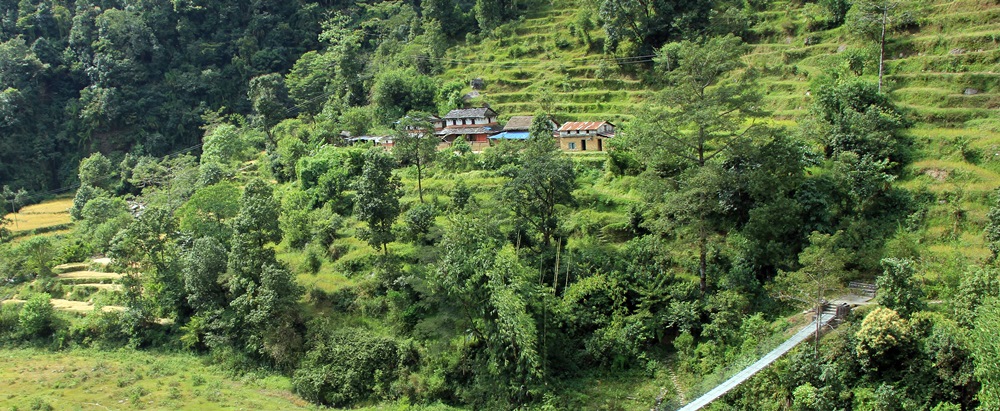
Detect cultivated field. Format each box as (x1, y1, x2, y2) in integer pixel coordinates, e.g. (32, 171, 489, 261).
(3, 197, 73, 233)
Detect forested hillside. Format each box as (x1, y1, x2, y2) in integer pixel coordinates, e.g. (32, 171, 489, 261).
(1, 0, 1000, 410)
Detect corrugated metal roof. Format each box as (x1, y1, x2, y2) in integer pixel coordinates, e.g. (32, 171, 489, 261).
(490, 131, 531, 140)
(558, 121, 613, 131)
(443, 107, 497, 119)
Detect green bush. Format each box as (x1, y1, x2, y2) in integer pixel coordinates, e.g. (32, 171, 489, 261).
(0, 302, 20, 342)
(293, 327, 401, 406)
(18, 293, 54, 339)
(403, 203, 437, 244)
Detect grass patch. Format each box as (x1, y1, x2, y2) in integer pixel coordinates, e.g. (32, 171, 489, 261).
(0, 348, 314, 410)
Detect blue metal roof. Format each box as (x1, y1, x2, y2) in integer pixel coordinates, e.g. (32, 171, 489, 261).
(489, 131, 531, 140)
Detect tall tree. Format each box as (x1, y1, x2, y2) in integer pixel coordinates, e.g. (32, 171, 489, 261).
(846, 0, 912, 91)
(811, 78, 910, 169)
(1, 184, 26, 229)
(354, 148, 402, 254)
(433, 213, 543, 406)
(773, 231, 848, 353)
(249, 73, 292, 145)
(599, 0, 712, 53)
(393, 112, 440, 203)
(628, 34, 763, 293)
(108, 206, 185, 321)
(226, 179, 304, 367)
(78, 152, 116, 190)
(501, 115, 575, 249)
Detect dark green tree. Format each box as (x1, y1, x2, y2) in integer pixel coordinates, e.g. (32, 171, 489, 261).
(249, 73, 292, 145)
(182, 236, 228, 314)
(474, 0, 516, 31)
(501, 120, 575, 249)
(370, 69, 437, 124)
(811, 78, 911, 169)
(109, 206, 185, 321)
(629, 34, 763, 292)
(599, 0, 713, 53)
(354, 149, 402, 254)
(226, 179, 304, 367)
(433, 213, 542, 406)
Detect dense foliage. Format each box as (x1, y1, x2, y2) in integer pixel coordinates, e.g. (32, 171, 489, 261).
(1, 0, 998, 409)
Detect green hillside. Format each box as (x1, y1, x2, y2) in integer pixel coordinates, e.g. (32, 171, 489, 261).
(3, 0, 1000, 410)
(437, 0, 1000, 276)
(441, 0, 999, 124)
(437, 0, 649, 122)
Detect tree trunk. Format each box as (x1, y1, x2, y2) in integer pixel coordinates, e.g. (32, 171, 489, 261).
(878, 6, 887, 93)
(417, 162, 424, 203)
(699, 226, 707, 294)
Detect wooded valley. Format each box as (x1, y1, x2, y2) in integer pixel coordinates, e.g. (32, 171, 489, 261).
(1, 0, 999, 409)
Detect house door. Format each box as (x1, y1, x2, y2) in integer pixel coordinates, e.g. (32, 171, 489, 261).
(581, 140, 587, 151)
(598, 139, 603, 151)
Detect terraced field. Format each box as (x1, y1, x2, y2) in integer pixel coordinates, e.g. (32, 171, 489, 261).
(1, 258, 126, 315)
(2, 197, 73, 238)
(438, 0, 649, 123)
(438, 0, 1000, 288)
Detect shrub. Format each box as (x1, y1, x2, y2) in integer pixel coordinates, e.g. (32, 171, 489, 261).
(0, 302, 20, 342)
(450, 180, 472, 210)
(293, 327, 401, 407)
(18, 293, 54, 339)
(479, 141, 521, 171)
(402, 203, 437, 244)
(305, 244, 323, 275)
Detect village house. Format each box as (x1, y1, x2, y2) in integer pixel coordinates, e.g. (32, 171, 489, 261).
(435, 107, 501, 150)
(557, 121, 615, 152)
(490, 115, 560, 142)
(403, 115, 445, 134)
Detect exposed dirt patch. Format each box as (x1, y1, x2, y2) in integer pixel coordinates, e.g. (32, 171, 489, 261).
(924, 168, 950, 181)
(57, 271, 122, 280)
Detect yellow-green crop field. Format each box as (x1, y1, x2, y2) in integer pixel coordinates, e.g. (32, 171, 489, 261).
(0, 348, 314, 410)
(4, 198, 73, 233)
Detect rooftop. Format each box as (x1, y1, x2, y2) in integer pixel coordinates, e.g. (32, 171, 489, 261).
(503, 116, 535, 131)
(559, 121, 613, 132)
(435, 125, 501, 136)
(443, 107, 498, 119)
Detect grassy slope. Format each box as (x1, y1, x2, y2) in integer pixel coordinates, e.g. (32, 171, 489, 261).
(0, 348, 314, 410)
(440, 0, 1000, 292)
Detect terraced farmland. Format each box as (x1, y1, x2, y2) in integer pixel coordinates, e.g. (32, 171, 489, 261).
(436, 0, 1000, 289)
(3, 197, 73, 239)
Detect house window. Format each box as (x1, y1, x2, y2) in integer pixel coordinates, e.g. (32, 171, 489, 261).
(568, 142, 576, 150)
